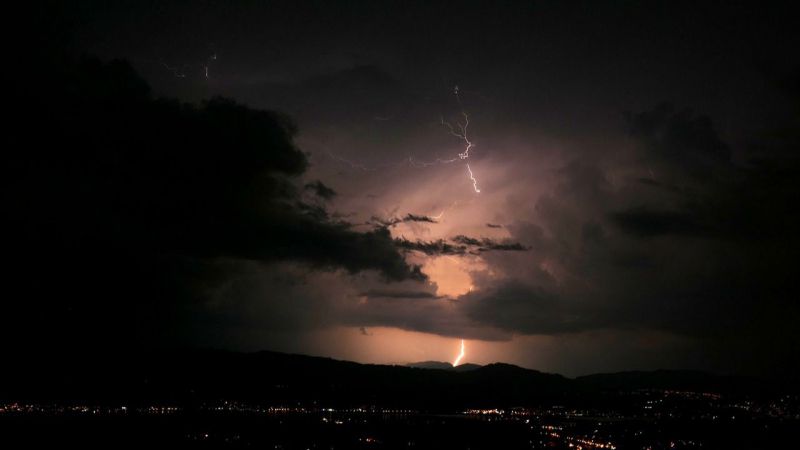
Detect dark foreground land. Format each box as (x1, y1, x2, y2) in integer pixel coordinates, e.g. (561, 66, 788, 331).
(1, 350, 797, 449)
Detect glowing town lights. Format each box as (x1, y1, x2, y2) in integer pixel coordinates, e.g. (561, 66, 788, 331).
(453, 339, 466, 366)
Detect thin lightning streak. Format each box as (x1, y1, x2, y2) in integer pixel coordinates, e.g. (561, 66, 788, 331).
(453, 339, 466, 366)
(408, 154, 460, 167)
(203, 53, 217, 79)
(466, 164, 481, 193)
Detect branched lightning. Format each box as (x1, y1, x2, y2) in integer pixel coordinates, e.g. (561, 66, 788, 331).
(318, 85, 484, 193)
(422, 85, 482, 192)
(143, 50, 217, 80)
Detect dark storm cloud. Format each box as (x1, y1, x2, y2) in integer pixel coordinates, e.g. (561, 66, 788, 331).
(3, 56, 424, 352)
(403, 214, 438, 224)
(625, 103, 731, 176)
(395, 236, 528, 256)
(304, 64, 399, 93)
(461, 282, 588, 335)
(360, 290, 442, 300)
(451, 235, 528, 252)
(394, 238, 466, 256)
(437, 100, 800, 375)
(612, 103, 800, 241)
(340, 292, 507, 341)
(304, 180, 337, 200)
(610, 208, 711, 238)
(370, 213, 439, 228)
(263, 223, 426, 282)
(222, 63, 417, 129)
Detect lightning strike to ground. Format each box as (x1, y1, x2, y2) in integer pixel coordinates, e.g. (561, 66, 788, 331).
(453, 339, 466, 366)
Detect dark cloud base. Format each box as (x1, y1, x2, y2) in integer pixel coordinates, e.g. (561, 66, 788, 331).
(3, 56, 424, 354)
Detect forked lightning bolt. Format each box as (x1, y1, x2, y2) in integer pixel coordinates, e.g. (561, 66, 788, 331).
(142, 50, 217, 80)
(321, 85, 484, 193)
(430, 85, 482, 192)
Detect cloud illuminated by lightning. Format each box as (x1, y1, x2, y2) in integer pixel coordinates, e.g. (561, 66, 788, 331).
(453, 339, 466, 366)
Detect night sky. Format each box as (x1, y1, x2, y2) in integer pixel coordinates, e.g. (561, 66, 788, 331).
(7, 1, 800, 380)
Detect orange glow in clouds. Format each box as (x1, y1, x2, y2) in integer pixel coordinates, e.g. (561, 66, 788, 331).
(421, 256, 486, 297)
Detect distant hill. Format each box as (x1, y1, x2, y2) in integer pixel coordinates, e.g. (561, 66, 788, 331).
(406, 361, 482, 371)
(0, 350, 780, 408)
(575, 369, 772, 395)
(454, 363, 482, 372)
(407, 361, 454, 370)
